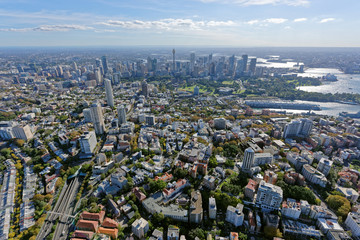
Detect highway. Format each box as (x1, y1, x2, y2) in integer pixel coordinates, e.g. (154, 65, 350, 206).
(36, 176, 81, 240)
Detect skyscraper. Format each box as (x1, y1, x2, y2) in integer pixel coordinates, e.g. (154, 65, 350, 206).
(241, 55, 248, 72)
(249, 58, 257, 74)
(141, 80, 148, 97)
(104, 79, 114, 107)
(242, 147, 255, 172)
(117, 105, 126, 125)
(101, 56, 108, 74)
(190, 53, 196, 72)
(90, 101, 105, 135)
(172, 49, 176, 72)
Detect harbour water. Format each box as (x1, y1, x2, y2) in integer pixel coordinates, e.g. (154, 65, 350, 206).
(297, 68, 360, 95)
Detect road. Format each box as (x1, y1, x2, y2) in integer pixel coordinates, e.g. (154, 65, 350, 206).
(36, 176, 81, 240)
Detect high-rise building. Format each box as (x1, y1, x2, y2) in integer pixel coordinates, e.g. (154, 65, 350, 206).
(190, 53, 196, 72)
(225, 203, 244, 227)
(189, 191, 203, 224)
(101, 56, 108, 74)
(145, 115, 156, 126)
(132, 218, 149, 239)
(172, 49, 176, 72)
(141, 80, 148, 97)
(241, 54, 248, 72)
(194, 86, 200, 96)
(255, 180, 283, 212)
(79, 131, 97, 154)
(117, 105, 126, 125)
(214, 118, 226, 130)
(95, 68, 102, 85)
(90, 101, 105, 135)
(283, 118, 313, 138)
(104, 79, 114, 107)
(242, 147, 255, 172)
(209, 197, 217, 220)
(249, 58, 257, 74)
(72, 62, 77, 70)
(83, 108, 92, 123)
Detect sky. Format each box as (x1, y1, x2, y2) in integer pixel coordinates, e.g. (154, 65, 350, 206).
(0, 0, 359, 47)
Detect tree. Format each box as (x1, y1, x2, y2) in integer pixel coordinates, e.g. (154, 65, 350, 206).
(208, 156, 218, 168)
(149, 179, 166, 193)
(14, 139, 25, 147)
(326, 195, 351, 220)
(264, 226, 282, 239)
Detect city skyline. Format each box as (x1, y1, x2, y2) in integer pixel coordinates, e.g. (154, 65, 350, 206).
(0, 0, 359, 47)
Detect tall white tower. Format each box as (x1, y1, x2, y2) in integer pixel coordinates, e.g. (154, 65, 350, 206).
(104, 79, 114, 107)
(242, 147, 255, 172)
(117, 105, 126, 125)
(90, 101, 105, 135)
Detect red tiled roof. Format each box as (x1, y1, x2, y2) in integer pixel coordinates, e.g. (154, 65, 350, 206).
(102, 217, 118, 228)
(76, 220, 99, 232)
(80, 211, 105, 223)
(98, 227, 118, 239)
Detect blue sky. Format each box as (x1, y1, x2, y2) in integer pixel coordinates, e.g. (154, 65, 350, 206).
(0, 0, 359, 47)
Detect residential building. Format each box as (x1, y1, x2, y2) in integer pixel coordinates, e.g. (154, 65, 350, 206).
(83, 108, 92, 122)
(209, 197, 217, 220)
(117, 105, 127, 125)
(282, 219, 322, 239)
(167, 225, 180, 240)
(255, 180, 283, 212)
(104, 79, 114, 107)
(317, 158, 333, 176)
(336, 186, 359, 203)
(146, 115, 156, 126)
(317, 218, 343, 234)
(264, 170, 277, 185)
(132, 218, 149, 239)
(344, 212, 360, 237)
(79, 131, 97, 154)
(302, 164, 327, 187)
(90, 101, 105, 135)
(244, 179, 258, 201)
(327, 230, 351, 240)
(283, 118, 313, 138)
(281, 198, 301, 219)
(189, 191, 203, 224)
(242, 147, 255, 173)
(225, 203, 244, 227)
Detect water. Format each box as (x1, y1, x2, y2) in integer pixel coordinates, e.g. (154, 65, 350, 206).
(297, 68, 360, 95)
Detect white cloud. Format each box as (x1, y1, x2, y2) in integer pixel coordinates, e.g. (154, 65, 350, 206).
(264, 18, 288, 24)
(98, 19, 237, 31)
(0, 24, 93, 32)
(246, 18, 288, 25)
(198, 0, 309, 6)
(294, 18, 307, 22)
(319, 18, 335, 23)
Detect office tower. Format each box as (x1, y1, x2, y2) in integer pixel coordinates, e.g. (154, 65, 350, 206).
(141, 80, 148, 97)
(241, 54, 248, 72)
(242, 147, 255, 172)
(79, 131, 97, 154)
(95, 58, 102, 68)
(117, 105, 126, 125)
(83, 108, 92, 123)
(194, 86, 199, 96)
(101, 56, 108, 74)
(72, 62, 78, 70)
(190, 53, 195, 72)
(214, 118, 226, 130)
(17, 65, 24, 73)
(255, 180, 283, 212)
(13, 125, 33, 141)
(95, 68, 102, 85)
(145, 115, 156, 126)
(90, 101, 105, 135)
(249, 58, 257, 74)
(208, 53, 213, 63)
(147, 57, 152, 72)
(172, 49, 176, 72)
(229, 54, 236, 76)
(57, 65, 63, 76)
(104, 79, 114, 107)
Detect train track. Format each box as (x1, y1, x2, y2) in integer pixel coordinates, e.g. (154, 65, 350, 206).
(36, 177, 80, 240)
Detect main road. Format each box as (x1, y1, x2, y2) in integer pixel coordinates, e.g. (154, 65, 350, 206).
(36, 176, 81, 240)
